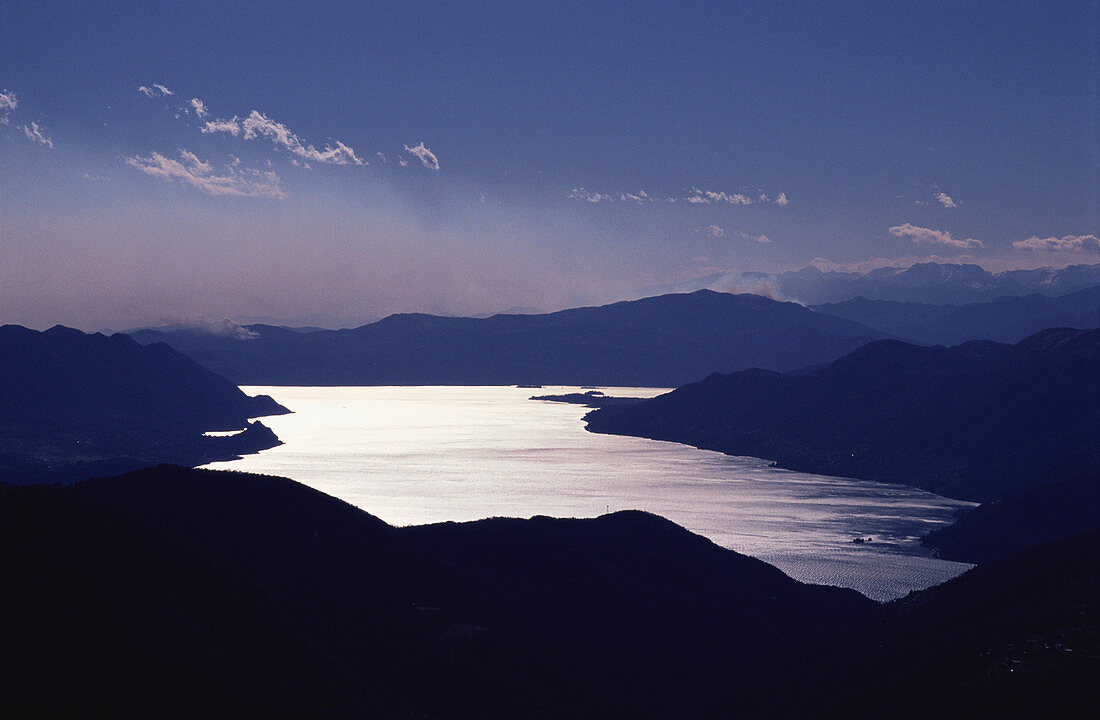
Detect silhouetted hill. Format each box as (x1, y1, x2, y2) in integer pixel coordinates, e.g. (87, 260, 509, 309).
(4, 465, 1093, 717)
(401, 512, 872, 713)
(813, 285, 1100, 345)
(0, 325, 288, 483)
(129, 290, 885, 386)
(761, 529, 1100, 719)
(0, 465, 874, 719)
(922, 456, 1100, 564)
(586, 328, 1100, 503)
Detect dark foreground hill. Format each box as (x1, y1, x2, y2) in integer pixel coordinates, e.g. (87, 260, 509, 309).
(3, 465, 1095, 718)
(0, 325, 288, 483)
(759, 529, 1100, 720)
(812, 284, 1100, 345)
(586, 328, 1099, 505)
(129, 290, 885, 386)
(0, 465, 872, 719)
(921, 457, 1100, 564)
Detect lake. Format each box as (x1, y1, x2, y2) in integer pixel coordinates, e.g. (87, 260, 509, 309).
(205, 386, 976, 601)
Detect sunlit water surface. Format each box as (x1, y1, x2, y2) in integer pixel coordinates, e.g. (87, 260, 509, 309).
(206, 386, 976, 601)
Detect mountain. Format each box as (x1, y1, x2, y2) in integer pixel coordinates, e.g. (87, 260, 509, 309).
(586, 328, 1100, 503)
(128, 290, 886, 386)
(813, 285, 1100, 345)
(655, 262, 1100, 305)
(921, 456, 1100, 564)
(400, 513, 871, 713)
(0, 465, 874, 719)
(757, 529, 1100, 719)
(3, 464, 1093, 718)
(0, 324, 288, 483)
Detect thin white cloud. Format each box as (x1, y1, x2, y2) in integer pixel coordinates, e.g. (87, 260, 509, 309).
(189, 98, 208, 118)
(1012, 234, 1100, 252)
(888, 223, 982, 248)
(202, 110, 365, 165)
(568, 186, 787, 206)
(687, 188, 755, 205)
(138, 83, 173, 98)
(568, 187, 611, 203)
(0, 89, 17, 124)
(404, 141, 440, 170)
(398, 157, 408, 167)
(82, 172, 109, 181)
(202, 117, 241, 136)
(126, 149, 286, 199)
(20, 121, 53, 148)
(934, 191, 958, 208)
(704, 224, 725, 237)
(620, 190, 651, 203)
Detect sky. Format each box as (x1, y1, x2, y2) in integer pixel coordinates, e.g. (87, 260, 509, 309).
(1, 0, 1098, 330)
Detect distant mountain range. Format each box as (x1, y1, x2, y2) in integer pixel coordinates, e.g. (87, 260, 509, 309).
(129, 290, 886, 387)
(651, 261, 1100, 305)
(0, 324, 288, 483)
(2, 464, 1094, 718)
(812, 285, 1100, 345)
(586, 327, 1099, 505)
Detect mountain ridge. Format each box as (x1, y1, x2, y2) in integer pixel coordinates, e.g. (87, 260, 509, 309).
(128, 290, 887, 386)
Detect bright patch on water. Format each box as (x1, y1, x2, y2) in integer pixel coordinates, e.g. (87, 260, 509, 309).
(205, 386, 976, 601)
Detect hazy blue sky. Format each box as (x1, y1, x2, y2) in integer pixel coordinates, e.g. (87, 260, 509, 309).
(1, 1, 1098, 329)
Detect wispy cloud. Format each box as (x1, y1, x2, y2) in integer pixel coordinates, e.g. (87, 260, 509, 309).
(82, 172, 109, 181)
(203, 110, 365, 165)
(569, 186, 789, 206)
(687, 187, 754, 205)
(138, 83, 173, 98)
(934, 191, 958, 208)
(1012, 234, 1100, 252)
(620, 190, 651, 203)
(404, 141, 440, 170)
(568, 187, 612, 203)
(699, 225, 770, 242)
(202, 117, 241, 136)
(888, 223, 982, 248)
(126, 149, 286, 198)
(0, 89, 17, 124)
(20, 121, 53, 148)
(189, 98, 208, 118)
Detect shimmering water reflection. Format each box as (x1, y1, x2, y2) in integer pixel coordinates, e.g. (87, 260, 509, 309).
(205, 386, 975, 601)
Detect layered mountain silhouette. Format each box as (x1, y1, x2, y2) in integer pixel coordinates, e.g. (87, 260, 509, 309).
(128, 290, 885, 386)
(812, 284, 1100, 345)
(0, 324, 288, 483)
(0, 465, 872, 719)
(656, 261, 1100, 305)
(2, 465, 1094, 718)
(586, 328, 1099, 506)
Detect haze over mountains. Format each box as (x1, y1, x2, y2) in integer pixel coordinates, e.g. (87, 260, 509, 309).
(129, 290, 886, 387)
(656, 261, 1100, 305)
(812, 284, 1100, 346)
(0, 325, 288, 483)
